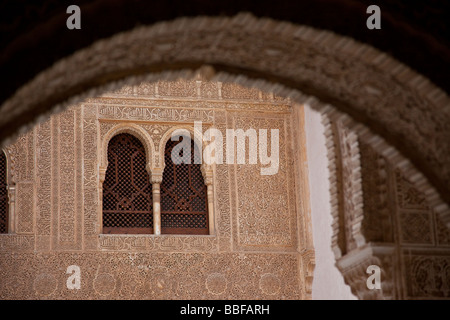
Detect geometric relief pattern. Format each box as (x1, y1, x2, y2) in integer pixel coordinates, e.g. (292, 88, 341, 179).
(399, 212, 433, 245)
(0, 252, 301, 300)
(16, 182, 33, 234)
(7, 131, 34, 182)
(231, 114, 295, 250)
(0, 235, 34, 253)
(98, 105, 214, 123)
(99, 235, 218, 252)
(393, 168, 450, 248)
(436, 213, 450, 246)
(214, 121, 233, 252)
(395, 170, 429, 210)
(83, 105, 99, 240)
(58, 109, 77, 247)
(36, 119, 52, 237)
(406, 255, 450, 299)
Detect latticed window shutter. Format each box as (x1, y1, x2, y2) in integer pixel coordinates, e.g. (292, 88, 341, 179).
(161, 136, 209, 234)
(103, 134, 153, 234)
(0, 151, 8, 234)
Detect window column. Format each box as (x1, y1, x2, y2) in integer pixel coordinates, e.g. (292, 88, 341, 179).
(150, 167, 163, 235)
(202, 166, 215, 235)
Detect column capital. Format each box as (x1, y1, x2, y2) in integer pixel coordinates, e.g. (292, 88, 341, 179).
(7, 185, 15, 202)
(201, 164, 213, 185)
(150, 167, 164, 184)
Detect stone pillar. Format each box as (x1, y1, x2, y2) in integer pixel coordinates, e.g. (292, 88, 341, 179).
(150, 168, 163, 235)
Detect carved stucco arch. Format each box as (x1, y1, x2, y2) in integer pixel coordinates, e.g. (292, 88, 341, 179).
(100, 122, 156, 178)
(99, 122, 156, 234)
(0, 14, 448, 226)
(158, 124, 212, 176)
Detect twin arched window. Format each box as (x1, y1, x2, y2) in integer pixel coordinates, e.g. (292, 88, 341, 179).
(102, 133, 209, 235)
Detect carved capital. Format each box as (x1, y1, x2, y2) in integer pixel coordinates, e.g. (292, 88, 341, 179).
(201, 165, 213, 185)
(336, 244, 395, 300)
(7, 185, 15, 202)
(150, 168, 164, 184)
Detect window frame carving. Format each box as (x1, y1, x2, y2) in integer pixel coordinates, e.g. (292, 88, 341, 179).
(99, 123, 216, 236)
(100, 123, 155, 235)
(102, 132, 154, 234)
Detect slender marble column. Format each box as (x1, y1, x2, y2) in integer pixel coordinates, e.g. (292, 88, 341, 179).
(203, 168, 215, 235)
(150, 168, 163, 235)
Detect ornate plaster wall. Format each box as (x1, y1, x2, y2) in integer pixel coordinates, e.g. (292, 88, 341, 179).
(0, 80, 313, 299)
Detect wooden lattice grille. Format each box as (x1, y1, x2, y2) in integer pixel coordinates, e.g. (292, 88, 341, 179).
(103, 133, 153, 234)
(0, 151, 8, 234)
(161, 136, 209, 234)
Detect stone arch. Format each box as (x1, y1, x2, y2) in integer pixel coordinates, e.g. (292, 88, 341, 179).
(0, 13, 448, 299)
(0, 15, 448, 230)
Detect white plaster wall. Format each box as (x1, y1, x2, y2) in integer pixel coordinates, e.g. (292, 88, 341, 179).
(304, 105, 356, 300)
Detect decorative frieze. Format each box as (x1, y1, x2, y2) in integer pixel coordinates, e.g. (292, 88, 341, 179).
(0, 252, 301, 300)
(98, 105, 214, 123)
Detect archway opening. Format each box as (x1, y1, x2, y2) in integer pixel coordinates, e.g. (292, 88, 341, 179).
(0, 14, 448, 300)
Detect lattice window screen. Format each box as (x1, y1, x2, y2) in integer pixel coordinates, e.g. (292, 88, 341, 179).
(161, 136, 209, 234)
(103, 133, 153, 234)
(0, 151, 8, 234)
